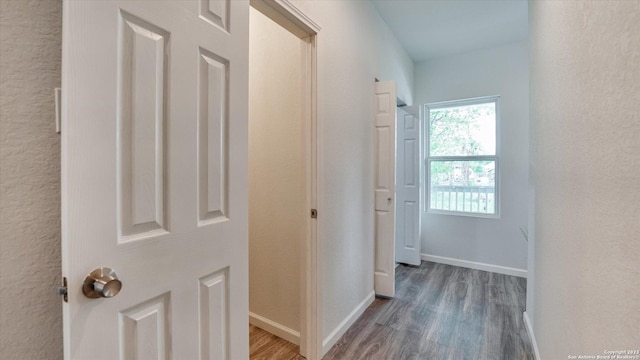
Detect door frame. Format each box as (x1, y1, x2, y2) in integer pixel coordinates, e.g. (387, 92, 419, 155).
(248, 1, 322, 359)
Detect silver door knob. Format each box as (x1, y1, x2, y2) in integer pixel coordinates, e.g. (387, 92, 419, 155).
(82, 267, 122, 299)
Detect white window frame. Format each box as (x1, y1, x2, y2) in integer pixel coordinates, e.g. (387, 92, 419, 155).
(424, 96, 500, 218)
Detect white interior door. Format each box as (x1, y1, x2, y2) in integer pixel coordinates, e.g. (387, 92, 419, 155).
(374, 81, 396, 298)
(61, 1, 249, 359)
(395, 106, 421, 266)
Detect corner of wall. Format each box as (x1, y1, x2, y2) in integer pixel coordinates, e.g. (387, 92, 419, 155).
(249, 312, 301, 345)
(523, 311, 541, 360)
(321, 291, 375, 356)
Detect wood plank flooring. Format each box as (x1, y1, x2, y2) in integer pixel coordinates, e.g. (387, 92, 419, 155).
(250, 324, 303, 360)
(323, 261, 534, 360)
(249, 261, 534, 359)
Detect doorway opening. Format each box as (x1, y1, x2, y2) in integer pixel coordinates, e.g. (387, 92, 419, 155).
(248, 1, 320, 359)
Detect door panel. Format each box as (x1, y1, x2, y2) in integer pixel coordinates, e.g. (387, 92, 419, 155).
(395, 107, 421, 265)
(198, 48, 229, 225)
(198, 268, 229, 360)
(374, 81, 396, 298)
(61, 1, 249, 359)
(200, 0, 230, 31)
(375, 127, 391, 210)
(402, 201, 417, 249)
(118, 10, 169, 242)
(120, 293, 171, 360)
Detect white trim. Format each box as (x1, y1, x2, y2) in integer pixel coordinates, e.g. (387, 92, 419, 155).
(249, 312, 300, 345)
(523, 311, 541, 360)
(420, 253, 527, 278)
(321, 291, 375, 356)
(301, 31, 320, 360)
(424, 96, 501, 218)
(250, 0, 321, 38)
(272, 0, 321, 32)
(424, 95, 501, 110)
(426, 207, 500, 219)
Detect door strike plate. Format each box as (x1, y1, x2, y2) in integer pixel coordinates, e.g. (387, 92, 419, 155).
(58, 277, 68, 302)
(311, 209, 317, 219)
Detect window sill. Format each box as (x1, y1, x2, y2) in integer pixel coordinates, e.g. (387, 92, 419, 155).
(426, 209, 501, 219)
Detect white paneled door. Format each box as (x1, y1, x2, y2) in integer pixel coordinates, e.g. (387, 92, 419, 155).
(61, 1, 249, 359)
(374, 81, 396, 298)
(395, 106, 421, 266)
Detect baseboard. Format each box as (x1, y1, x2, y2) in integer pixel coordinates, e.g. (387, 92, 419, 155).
(249, 312, 300, 345)
(523, 311, 541, 360)
(321, 290, 375, 356)
(420, 253, 527, 278)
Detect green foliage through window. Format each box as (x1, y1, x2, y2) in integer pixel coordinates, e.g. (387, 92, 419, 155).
(429, 103, 495, 157)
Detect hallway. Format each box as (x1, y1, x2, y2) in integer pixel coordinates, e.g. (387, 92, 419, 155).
(323, 262, 533, 359)
(250, 262, 533, 359)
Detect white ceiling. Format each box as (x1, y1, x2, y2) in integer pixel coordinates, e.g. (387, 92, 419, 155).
(371, 0, 529, 62)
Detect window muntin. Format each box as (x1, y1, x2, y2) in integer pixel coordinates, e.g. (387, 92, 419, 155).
(426, 97, 499, 216)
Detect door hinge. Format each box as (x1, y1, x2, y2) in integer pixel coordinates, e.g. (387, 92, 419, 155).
(58, 277, 68, 302)
(310, 209, 317, 219)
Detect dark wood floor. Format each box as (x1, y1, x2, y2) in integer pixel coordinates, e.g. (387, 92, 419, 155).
(250, 261, 534, 359)
(323, 261, 534, 360)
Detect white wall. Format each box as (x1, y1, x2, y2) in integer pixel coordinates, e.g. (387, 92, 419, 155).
(288, 0, 414, 347)
(414, 42, 530, 272)
(0, 1, 63, 359)
(248, 7, 304, 333)
(525, 185, 536, 323)
(529, 1, 640, 357)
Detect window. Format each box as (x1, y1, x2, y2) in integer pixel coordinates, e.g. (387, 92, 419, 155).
(425, 96, 499, 216)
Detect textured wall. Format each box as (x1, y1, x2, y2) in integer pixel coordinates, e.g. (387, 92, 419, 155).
(249, 7, 303, 332)
(0, 0, 63, 359)
(414, 42, 530, 271)
(530, 0, 640, 356)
